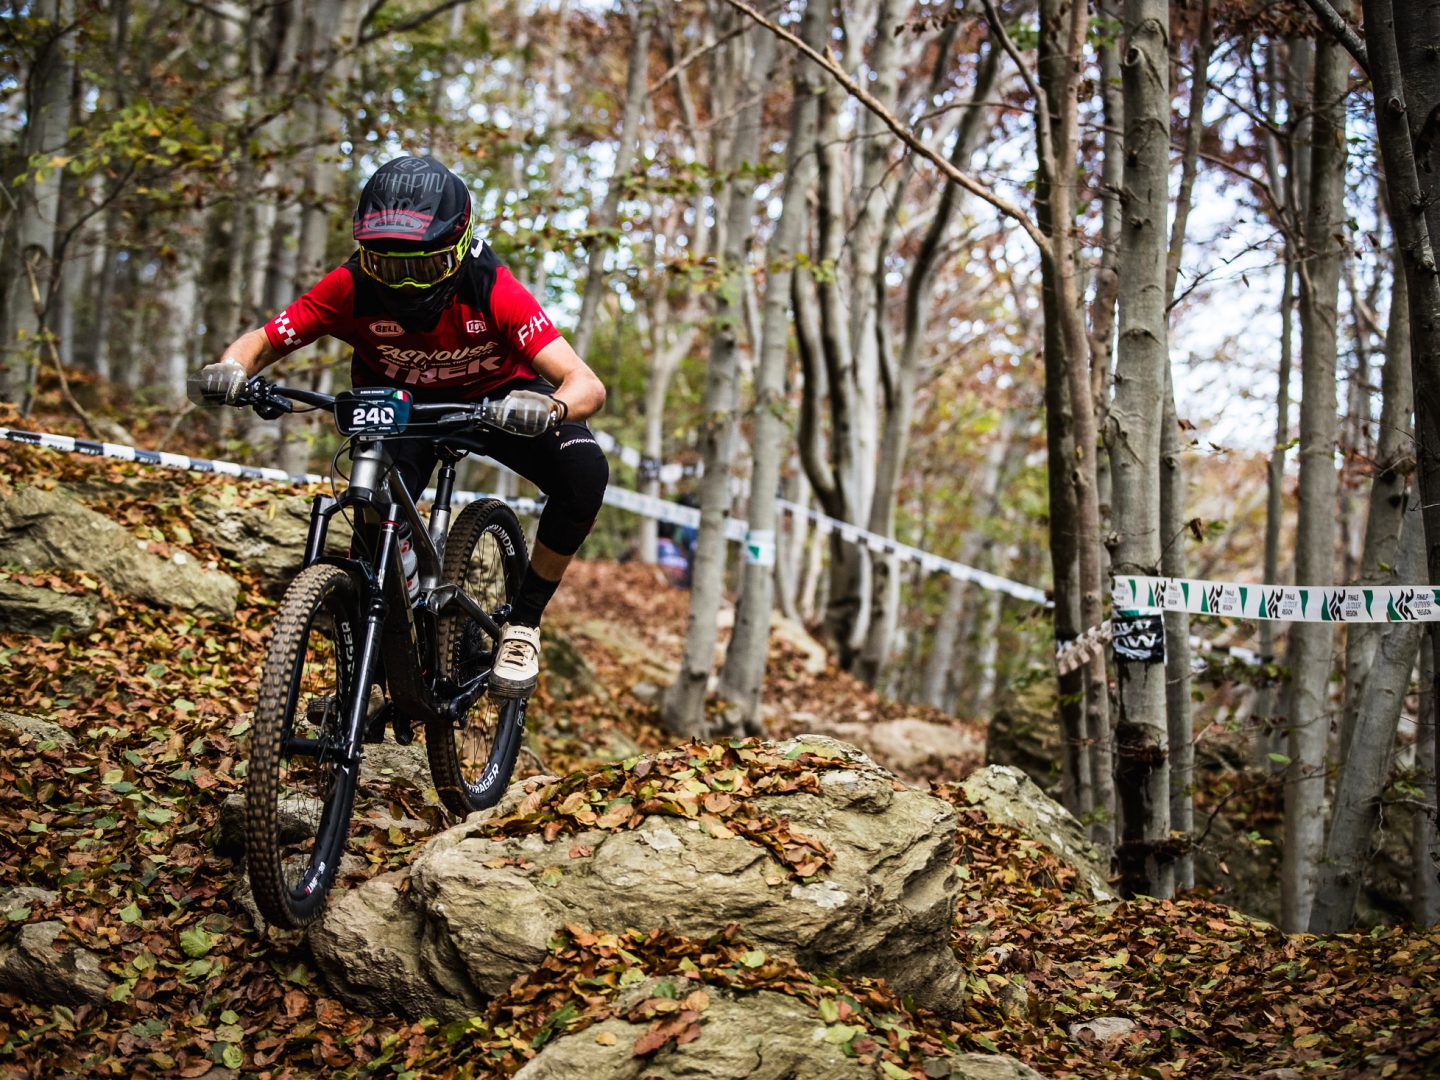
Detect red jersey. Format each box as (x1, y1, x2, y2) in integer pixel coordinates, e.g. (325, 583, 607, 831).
(262, 245, 562, 400)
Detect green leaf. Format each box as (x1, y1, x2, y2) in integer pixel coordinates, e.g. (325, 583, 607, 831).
(818, 998, 839, 1023)
(179, 927, 214, 958)
(824, 1023, 861, 1044)
(221, 1043, 243, 1069)
(880, 1062, 911, 1080)
(5, 907, 31, 922)
(1268, 752, 1292, 766)
(219, 1010, 238, 1025)
(739, 949, 766, 968)
(119, 902, 142, 924)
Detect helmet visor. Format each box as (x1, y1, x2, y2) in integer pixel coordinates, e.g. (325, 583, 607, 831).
(359, 220, 472, 288)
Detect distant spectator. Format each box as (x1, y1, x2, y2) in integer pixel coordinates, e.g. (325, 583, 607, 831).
(656, 521, 692, 588)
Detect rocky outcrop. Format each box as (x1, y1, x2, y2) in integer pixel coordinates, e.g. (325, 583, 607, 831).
(0, 892, 110, 1006)
(0, 711, 75, 749)
(511, 974, 1045, 1080)
(0, 580, 99, 636)
(961, 766, 1114, 900)
(186, 491, 348, 582)
(312, 736, 967, 1019)
(513, 977, 873, 1080)
(0, 486, 238, 619)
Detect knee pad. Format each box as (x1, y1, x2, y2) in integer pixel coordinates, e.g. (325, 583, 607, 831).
(535, 430, 609, 555)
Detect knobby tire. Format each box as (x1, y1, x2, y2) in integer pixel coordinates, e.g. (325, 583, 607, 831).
(244, 563, 361, 928)
(428, 498, 528, 815)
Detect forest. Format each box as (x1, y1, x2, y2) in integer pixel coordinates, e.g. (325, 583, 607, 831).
(3, 0, 1440, 1076)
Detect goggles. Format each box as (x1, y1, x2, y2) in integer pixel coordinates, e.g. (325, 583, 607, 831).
(358, 220, 473, 288)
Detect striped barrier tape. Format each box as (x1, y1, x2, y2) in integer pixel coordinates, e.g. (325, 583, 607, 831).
(1114, 575, 1440, 625)
(0, 425, 1043, 602)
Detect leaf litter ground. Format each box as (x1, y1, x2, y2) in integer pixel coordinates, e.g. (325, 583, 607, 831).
(0, 430, 1437, 1077)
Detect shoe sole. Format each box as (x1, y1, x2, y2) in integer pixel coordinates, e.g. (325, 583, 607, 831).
(489, 673, 537, 700)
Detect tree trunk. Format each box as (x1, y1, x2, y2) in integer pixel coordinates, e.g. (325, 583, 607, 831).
(858, 36, 999, 686)
(919, 412, 1018, 710)
(1108, 0, 1172, 899)
(1281, 20, 1351, 932)
(1159, 0, 1211, 893)
(1414, 641, 1440, 925)
(717, 1, 821, 729)
(1, 0, 76, 405)
(659, 27, 775, 737)
(1256, 36, 1312, 768)
(573, 0, 654, 360)
(1028, 0, 1098, 828)
(1309, 500, 1424, 932)
(1342, 246, 1414, 756)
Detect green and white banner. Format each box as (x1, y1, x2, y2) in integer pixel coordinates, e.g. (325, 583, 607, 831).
(1114, 576, 1440, 624)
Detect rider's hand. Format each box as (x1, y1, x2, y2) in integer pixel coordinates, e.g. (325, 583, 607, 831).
(194, 358, 248, 404)
(493, 390, 563, 436)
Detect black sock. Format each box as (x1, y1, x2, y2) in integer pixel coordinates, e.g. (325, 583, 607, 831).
(508, 568, 560, 628)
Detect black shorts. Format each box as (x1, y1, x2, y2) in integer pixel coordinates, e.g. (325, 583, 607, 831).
(388, 378, 609, 557)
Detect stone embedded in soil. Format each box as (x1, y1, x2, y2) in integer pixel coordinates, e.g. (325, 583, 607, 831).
(0, 486, 239, 618)
(311, 736, 967, 1019)
(0, 920, 111, 1006)
(960, 765, 1114, 900)
(0, 711, 75, 749)
(1068, 1016, 1137, 1043)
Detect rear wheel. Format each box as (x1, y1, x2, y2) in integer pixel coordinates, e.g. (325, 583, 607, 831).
(244, 564, 362, 928)
(428, 498, 529, 815)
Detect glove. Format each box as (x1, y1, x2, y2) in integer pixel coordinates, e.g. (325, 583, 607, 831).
(492, 389, 560, 437)
(193, 358, 247, 405)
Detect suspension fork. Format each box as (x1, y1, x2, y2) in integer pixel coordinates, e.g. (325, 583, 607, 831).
(340, 516, 401, 765)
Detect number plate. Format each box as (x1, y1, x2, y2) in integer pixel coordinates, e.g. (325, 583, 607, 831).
(334, 388, 412, 436)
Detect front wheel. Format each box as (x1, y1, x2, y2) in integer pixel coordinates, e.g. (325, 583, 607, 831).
(428, 498, 528, 816)
(244, 563, 362, 928)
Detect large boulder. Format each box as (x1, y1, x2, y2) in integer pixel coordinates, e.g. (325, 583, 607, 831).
(312, 736, 966, 1019)
(186, 491, 347, 582)
(0, 486, 239, 619)
(960, 765, 1114, 900)
(0, 918, 110, 1006)
(0, 579, 99, 636)
(514, 978, 869, 1080)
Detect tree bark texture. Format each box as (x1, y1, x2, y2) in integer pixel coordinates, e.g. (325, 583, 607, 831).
(1281, 20, 1351, 933)
(1108, 0, 1172, 898)
(573, 0, 655, 361)
(1309, 500, 1424, 932)
(659, 27, 776, 737)
(717, 0, 821, 727)
(1, 0, 77, 405)
(1342, 249, 1414, 756)
(1159, 0, 1210, 893)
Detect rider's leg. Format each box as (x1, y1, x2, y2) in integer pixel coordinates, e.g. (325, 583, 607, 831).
(486, 419, 609, 696)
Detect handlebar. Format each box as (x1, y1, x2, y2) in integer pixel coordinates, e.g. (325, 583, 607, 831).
(216, 375, 549, 438)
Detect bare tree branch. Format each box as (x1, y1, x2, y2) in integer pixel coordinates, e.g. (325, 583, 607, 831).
(358, 0, 470, 45)
(716, 0, 1049, 253)
(1298, 0, 1371, 75)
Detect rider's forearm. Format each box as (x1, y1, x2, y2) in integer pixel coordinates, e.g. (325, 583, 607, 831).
(219, 329, 280, 378)
(551, 369, 607, 423)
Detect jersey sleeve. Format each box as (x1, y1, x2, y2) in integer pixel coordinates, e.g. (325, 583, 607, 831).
(489, 268, 563, 361)
(263, 266, 355, 355)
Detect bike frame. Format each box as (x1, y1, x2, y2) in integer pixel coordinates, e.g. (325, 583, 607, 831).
(299, 436, 501, 769)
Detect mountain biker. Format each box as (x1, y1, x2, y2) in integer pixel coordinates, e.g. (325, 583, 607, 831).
(194, 154, 608, 700)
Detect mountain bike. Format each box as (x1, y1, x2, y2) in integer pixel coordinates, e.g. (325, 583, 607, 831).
(194, 375, 540, 928)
